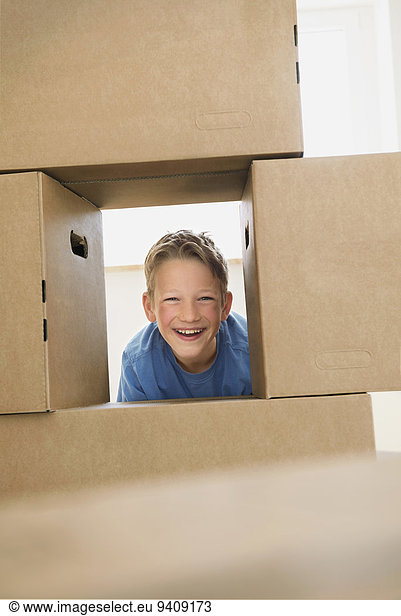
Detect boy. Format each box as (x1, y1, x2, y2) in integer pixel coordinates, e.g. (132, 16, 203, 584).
(117, 230, 251, 401)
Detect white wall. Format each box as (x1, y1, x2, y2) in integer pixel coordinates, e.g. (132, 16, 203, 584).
(388, 0, 401, 145)
(297, 0, 399, 155)
(102, 201, 244, 267)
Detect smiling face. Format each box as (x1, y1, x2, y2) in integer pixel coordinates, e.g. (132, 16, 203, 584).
(142, 258, 232, 373)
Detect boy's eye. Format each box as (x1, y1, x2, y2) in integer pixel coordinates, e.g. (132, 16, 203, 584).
(199, 296, 215, 302)
(164, 297, 179, 302)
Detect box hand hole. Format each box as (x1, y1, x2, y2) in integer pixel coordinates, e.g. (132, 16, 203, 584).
(245, 222, 250, 250)
(70, 231, 88, 259)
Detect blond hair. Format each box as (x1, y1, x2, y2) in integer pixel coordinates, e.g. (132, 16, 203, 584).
(144, 230, 228, 303)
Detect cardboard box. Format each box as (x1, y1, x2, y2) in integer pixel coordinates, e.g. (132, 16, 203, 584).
(241, 153, 401, 398)
(0, 395, 375, 499)
(0, 0, 303, 208)
(0, 172, 109, 413)
(1, 454, 400, 599)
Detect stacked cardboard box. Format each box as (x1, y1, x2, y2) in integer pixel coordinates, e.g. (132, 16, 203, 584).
(0, 396, 375, 500)
(2, 0, 401, 502)
(0, 0, 302, 207)
(0, 172, 109, 413)
(241, 153, 401, 399)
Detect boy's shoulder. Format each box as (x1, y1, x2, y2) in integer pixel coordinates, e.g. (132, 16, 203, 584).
(123, 321, 162, 363)
(227, 311, 247, 329)
(220, 311, 249, 350)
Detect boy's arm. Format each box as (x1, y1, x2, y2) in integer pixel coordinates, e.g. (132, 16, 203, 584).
(116, 351, 148, 402)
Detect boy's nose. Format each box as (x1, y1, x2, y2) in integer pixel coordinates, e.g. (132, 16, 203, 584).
(180, 301, 200, 322)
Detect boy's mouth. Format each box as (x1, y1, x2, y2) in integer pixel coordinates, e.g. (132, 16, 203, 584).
(174, 328, 205, 340)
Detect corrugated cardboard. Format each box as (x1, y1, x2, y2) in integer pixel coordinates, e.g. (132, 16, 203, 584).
(1, 454, 400, 599)
(0, 172, 109, 413)
(241, 153, 401, 398)
(0, 0, 303, 208)
(0, 395, 375, 499)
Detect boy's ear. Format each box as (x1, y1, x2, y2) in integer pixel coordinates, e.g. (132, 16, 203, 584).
(220, 291, 233, 321)
(142, 292, 157, 322)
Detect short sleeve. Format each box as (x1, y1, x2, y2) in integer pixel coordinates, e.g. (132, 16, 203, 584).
(117, 350, 148, 401)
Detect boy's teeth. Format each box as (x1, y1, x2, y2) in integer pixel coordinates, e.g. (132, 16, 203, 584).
(176, 329, 203, 335)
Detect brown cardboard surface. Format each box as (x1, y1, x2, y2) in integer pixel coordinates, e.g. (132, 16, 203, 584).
(0, 0, 303, 207)
(63, 164, 251, 209)
(0, 174, 47, 411)
(1, 454, 400, 599)
(0, 172, 109, 413)
(241, 153, 401, 398)
(0, 395, 375, 499)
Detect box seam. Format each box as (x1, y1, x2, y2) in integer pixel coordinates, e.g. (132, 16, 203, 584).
(61, 167, 250, 186)
(37, 173, 50, 410)
(249, 165, 270, 399)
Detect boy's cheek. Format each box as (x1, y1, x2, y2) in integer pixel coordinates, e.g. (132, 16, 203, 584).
(156, 304, 174, 325)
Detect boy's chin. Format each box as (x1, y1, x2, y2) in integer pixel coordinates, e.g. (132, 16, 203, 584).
(170, 335, 218, 373)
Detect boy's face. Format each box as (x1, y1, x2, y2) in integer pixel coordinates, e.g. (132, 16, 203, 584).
(143, 258, 232, 374)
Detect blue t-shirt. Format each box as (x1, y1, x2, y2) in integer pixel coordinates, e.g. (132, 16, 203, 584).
(117, 312, 251, 401)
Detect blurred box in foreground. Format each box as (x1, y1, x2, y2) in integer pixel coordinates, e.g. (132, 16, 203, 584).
(1, 454, 399, 599)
